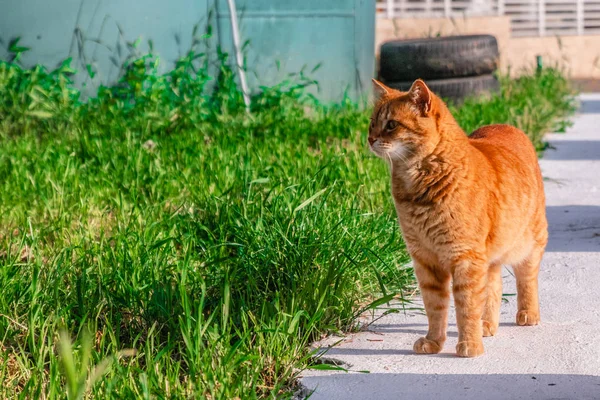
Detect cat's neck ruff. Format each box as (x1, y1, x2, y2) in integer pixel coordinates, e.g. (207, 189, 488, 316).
(389, 130, 469, 204)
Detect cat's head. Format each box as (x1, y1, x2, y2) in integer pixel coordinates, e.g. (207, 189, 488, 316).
(368, 79, 442, 162)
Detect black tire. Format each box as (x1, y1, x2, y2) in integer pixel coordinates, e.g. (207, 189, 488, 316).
(384, 75, 500, 104)
(379, 35, 499, 81)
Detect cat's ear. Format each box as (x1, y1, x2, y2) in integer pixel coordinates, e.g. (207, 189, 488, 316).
(372, 79, 392, 99)
(408, 79, 432, 116)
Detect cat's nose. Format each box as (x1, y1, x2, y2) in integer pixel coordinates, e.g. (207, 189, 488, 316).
(368, 137, 377, 145)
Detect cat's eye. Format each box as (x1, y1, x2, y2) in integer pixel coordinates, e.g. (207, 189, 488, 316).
(385, 120, 399, 131)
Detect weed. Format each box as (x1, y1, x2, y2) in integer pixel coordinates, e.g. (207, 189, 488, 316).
(452, 68, 577, 151)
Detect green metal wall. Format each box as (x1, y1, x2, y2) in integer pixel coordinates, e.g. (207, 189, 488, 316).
(0, 0, 375, 102)
(0, 0, 210, 92)
(215, 0, 375, 101)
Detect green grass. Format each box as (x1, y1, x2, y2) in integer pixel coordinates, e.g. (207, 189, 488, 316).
(453, 68, 577, 150)
(0, 42, 575, 398)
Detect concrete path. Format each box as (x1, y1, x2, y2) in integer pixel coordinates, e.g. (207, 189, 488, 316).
(300, 94, 600, 400)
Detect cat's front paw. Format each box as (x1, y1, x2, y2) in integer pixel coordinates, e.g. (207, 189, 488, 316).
(413, 337, 443, 354)
(456, 340, 484, 357)
(482, 320, 498, 337)
(516, 310, 540, 326)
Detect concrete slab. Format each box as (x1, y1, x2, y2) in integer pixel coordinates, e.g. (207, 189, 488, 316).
(300, 94, 600, 400)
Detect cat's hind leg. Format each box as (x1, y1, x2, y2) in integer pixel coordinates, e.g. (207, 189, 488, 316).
(513, 246, 544, 326)
(413, 262, 451, 354)
(482, 263, 502, 337)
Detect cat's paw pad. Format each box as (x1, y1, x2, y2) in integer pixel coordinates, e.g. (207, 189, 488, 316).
(413, 337, 443, 354)
(456, 341, 484, 358)
(482, 320, 498, 337)
(516, 310, 540, 326)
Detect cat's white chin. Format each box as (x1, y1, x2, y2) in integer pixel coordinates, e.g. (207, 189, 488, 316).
(370, 142, 407, 161)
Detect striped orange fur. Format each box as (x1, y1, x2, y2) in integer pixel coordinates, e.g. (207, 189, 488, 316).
(369, 79, 548, 357)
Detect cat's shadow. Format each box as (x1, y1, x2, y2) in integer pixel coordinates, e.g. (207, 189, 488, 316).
(322, 323, 510, 359)
(321, 347, 458, 358)
(368, 323, 459, 338)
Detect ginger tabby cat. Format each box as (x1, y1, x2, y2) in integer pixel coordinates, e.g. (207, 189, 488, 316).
(369, 79, 548, 357)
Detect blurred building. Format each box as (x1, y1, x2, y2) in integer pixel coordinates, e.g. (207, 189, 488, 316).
(375, 0, 600, 80)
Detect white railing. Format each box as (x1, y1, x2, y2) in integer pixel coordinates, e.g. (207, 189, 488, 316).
(376, 0, 600, 37)
(376, 0, 504, 18)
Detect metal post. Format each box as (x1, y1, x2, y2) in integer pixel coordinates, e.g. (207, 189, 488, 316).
(444, 0, 451, 18)
(387, 0, 394, 18)
(425, 0, 432, 14)
(538, 0, 545, 37)
(576, 0, 584, 35)
(497, 0, 505, 16)
(226, 0, 251, 113)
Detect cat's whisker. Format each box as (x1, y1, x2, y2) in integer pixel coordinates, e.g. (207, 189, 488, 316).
(389, 147, 411, 168)
(386, 150, 394, 174)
